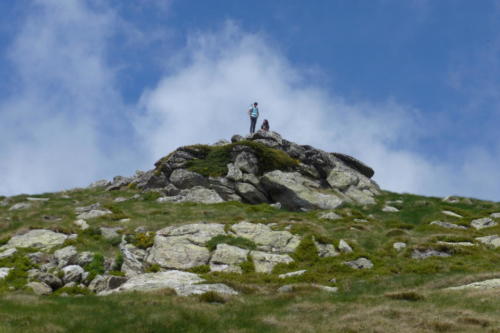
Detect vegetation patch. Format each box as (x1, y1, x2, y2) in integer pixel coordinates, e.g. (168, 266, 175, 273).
(198, 291, 227, 304)
(184, 141, 298, 177)
(84, 253, 105, 282)
(385, 291, 425, 301)
(125, 232, 155, 249)
(205, 235, 257, 252)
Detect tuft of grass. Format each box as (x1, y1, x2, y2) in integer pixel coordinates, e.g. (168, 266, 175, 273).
(385, 291, 425, 301)
(239, 255, 256, 274)
(53, 285, 91, 296)
(205, 235, 257, 252)
(184, 141, 298, 177)
(84, 253, 105, 282)
(188, 265, 211, 274)
(126, 232, 155, 250)
(145, 264, 161, 273)
(198, 291, 227, 304)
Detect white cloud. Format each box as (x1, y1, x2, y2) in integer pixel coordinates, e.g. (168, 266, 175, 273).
(137, 23, 500, 200)
(0, 0, 141, 195)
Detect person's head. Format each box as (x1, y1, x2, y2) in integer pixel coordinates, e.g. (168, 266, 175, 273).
(253, 102, 258, 107)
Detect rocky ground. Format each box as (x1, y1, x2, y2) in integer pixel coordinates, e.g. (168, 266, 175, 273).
(1, 132, 500, 332)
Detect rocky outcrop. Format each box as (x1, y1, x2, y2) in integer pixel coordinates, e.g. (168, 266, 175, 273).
(105, 131, 379, 211)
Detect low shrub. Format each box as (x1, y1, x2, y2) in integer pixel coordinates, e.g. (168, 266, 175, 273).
(385, 291, 425, 301)
(84, 253, 105, 282)
(198, 291, 226, 304)
(205, 235, 257, 252)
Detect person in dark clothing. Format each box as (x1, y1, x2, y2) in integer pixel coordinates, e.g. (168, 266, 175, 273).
(248, 102, 259, 134)
(261, 119, 269, 132)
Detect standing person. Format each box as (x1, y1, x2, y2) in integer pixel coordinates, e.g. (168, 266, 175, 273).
(248, 102, 259, 134)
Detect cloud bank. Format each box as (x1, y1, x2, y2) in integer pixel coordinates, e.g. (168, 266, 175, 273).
(1, 1, 499, 201)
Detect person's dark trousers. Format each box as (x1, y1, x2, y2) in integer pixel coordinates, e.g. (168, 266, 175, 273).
(250, 117, 258, 134)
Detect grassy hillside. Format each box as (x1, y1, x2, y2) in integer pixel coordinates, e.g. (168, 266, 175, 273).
(0, 187, 500, 332)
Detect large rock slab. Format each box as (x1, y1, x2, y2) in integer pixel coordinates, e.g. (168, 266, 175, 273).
(471, 218, 497, 230)
(251, 251, 294, 273)
(261, 170, 343, 211)
(101, 271, 238, 296)
(235, 183, 268, 204)
(159, 187, 224, 204)
(476, 235, 500, 248)
(447, 279, 500, 291)
(147, 223, 226, 269)
(327, 169, 358, 191)
(1, 230, 67, 251)
(231, 221, 301, 253)
(209, 244, 249, 273)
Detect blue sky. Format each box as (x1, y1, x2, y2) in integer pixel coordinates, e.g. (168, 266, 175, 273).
(0, 0, 499, 200)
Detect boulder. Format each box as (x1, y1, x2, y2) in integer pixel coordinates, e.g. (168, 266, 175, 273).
(1, 229, 67, 251)
(261, 170, 343, 211)
(476, 235, 500, 248)
(234, 151, 259, 174)
(106, 176, 132, 191)
(314, 241, 339, 257)
(338, 240, 353, 253)
(74, 219, 89, 230)
(101, 271, 238, 296)
(77, 209, 111, 220)
(62, 265, 85, 284)
(411, 249, 451, 260)
(76, 252, 94, 267)
(430, 221, 467, 230)
(225, 163, 243, 182)
(147, 223, 225, 269)
(89, 275, 107, 293)
(231, 221, 301, 253)
(471, 217, 497, 230)
(327, 169, 358, 191)
(209, 244, 249, 273)
(491, 213, 500, 219)
(0, 248, 17, 260)
(278, 270, 306, 279)
(235, 183, 268, 204)
(120, 241, 147, 277)
(169, 169, 207, 189)
(251, 251, 294, 273)
(26, 282, 52, 295)
(344, 258, 373, 269)
(54, 246, 78, 268)
(100, 227, 122, 240)
(442, 210, 463, 218)
(393, 242, 407, 251)
(0, 267, 12, 280)
(318, 212, 342, 220)
(9, 202, 31, 211)
(37, 273, 63, 290)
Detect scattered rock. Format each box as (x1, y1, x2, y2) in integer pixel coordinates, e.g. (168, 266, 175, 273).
(1, 229, 67, 251)
(209, 244, 249, 273)
(147, 223, 225, 269)
(393, 242, 407, 251)
(442, 196, 460, 203)
(353, 218, 368, 223)
(318, 212, 342, 220)
(344, 258, 373, 269)
(261, 170, 343, 211)
(62, 265, 84, 284)
(491, 213, 500, 219)
(101, 271, 237, 296)
(251, 251, 294, 273)
(38, 273, 63, 290)
(430, 221, 467, 230)
(8, 202, 31, 211)
(88, 179, 109, 188)
(475, 235, 500, 248)
(231, 221, 301, 253)
(0, 248, 17, 260)
(75, 203, 101, 213)
(54, 246, 78, 268)
(77, 209, 112, 220)
(436, 241, 474, 247)
(314, 240, 339, 257)
(411, 249, 451, 260)
(471, 217, 497, 230)
(114, 197, 128, 203)
(74, 219, 89, 230)
(382, 206, 399, 212)
(442, 210, 463, 218)
(338, 239, 353, 253)
(447, 279, 500, 291)
(26, 197, 49, 202)
(0, 268, 12, 280)
(278, 270, 306, 279)
(100, 227, 122, 240)
(76, 252, 94, 267)
(26, 282, 52, 295)
(314, 285, 338, 293)
(89, 275, 107, 293)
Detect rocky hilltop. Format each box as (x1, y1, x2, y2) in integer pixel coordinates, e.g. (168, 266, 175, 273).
(99, 131, 380, 210)
(1, 131, 500, 332)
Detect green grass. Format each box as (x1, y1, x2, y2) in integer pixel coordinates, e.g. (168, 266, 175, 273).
(183, 141, 298, 177)
(205, 235, 257, 251)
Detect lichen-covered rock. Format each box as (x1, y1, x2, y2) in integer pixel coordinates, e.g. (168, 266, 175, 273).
(169, 169, 208, 189)
(100, 227, 122, 240)
(314, 241, 339, 257)
(0, 268, 12, 280)
(338, 240, 353, 253)
(234, 151, 259, 174)
(344, 257, 373, 269)
(393, 242, 407, 251)
(476, 235, 500, 248)
(235, 182, 268, 204)
(327, 169, 358, 191)
(54, 246, 78, 268)
(37, 273, 63, 290)
(318, 212, 342, 220)
(26, 282, 52, 295)
(411, 249, 451, 260)
(471, 217, 497, 230)
(250, 251, 294, 273)
(209, 244, 249, 273)
(231, 221, 300, 253)
(77, 209, 111, 220)
(120, 241, 147, 277)
(430, 221, 467, 230)
(261, 170, 343, 211)
(8, 202, 32, 211)
(62, 265, 84, 284)
(146, 223, 225, 269)
(1, 229, 67, 251)
(159, 187, 224, 204)
(0, 248, 17, 260)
